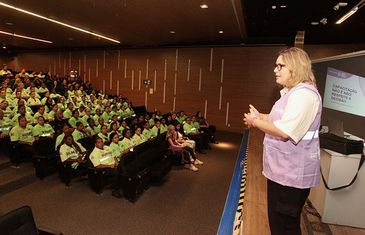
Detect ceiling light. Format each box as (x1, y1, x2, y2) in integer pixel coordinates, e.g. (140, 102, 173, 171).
(334, 2, 348, 10)
(0, 30, 52, 43)
(5, 22, 13, 25)
(0, 2, 120, 43)
(218, 30, 224, 34)
(320, 18, 328, 25)
(311, 22, 319, 25)
(336, 7, 358, 24)
(336, 0, 365, 24)
(280, 5, 286, 8)
(272, 5, 277, 9)
(2, 44, 6, 49)
(200, 4, 208, 9)
(169, 30, 176, 34)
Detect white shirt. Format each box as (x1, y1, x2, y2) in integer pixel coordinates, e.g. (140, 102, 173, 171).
(273, 85, 320, 144)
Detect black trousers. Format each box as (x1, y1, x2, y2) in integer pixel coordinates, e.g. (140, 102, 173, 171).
(267, 179, 310, 235)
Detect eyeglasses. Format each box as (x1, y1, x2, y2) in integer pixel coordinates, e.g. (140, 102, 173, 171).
(274, 63, 286, 71)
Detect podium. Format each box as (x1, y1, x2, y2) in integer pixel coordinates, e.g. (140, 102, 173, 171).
(309, 135, 365, 228)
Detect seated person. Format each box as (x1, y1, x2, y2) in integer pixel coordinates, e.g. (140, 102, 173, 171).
(175, 123, 195, 152)
(81, 108, 92, 127)
(132, 126, 146, 146)
(160, 118, 168, 133)
(63, 102, 74, 119)
(68, 109, 81, 128)
(72, 122, 88, 142)
(89, 137, 122, 198)
(0, 109, 12, 156)
(9, 115, 34, 167)
(59, 134, 87, 169)
(120, 128, 135, 151)
(151, 120, 162, 137)
(47, 104, 59, 122)
(55, 123, 73, 151)
(142, 122, 152, 140)
(26, 91, 42, 106)
(118, 120, 129, 133)
(11, 104, 34, 125)
(34, 105, 49, 121)
(195, 111, 218, 144)
(166, 125, 198, 172)
(33, 116, 55, 138)
(183, 117, 210, 153)
(98, 125, 110, 144)
(86, 118, 99, 136)
(109, 133, 130, 162)
(109, 122, 122, 137)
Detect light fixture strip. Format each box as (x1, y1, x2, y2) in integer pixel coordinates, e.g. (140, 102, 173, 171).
(0, 2, 120, 43)
(336, 7, 358, 24)
(336, 0, 365, 24)
(0, 30, 53, 43)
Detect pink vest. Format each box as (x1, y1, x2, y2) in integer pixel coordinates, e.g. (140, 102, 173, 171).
(263, 83, 322, 188)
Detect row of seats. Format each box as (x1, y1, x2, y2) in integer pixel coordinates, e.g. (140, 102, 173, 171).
(32, 132, 174, 202)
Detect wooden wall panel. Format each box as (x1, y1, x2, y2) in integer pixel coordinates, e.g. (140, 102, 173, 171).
(11, 44, 365, 133)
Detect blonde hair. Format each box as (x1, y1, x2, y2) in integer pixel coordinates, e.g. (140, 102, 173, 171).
(166, 124, 175, 139)
(278, 47, 316, 88)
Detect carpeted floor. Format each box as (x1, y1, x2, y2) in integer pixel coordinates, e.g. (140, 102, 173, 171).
(0, 131, 242, 235)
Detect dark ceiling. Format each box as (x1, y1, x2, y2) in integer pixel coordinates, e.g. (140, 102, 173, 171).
(0, 0, 364, 52)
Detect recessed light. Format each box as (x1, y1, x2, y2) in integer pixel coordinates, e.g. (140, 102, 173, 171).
(280, 5, 286, 8)
(169, 30, 176, 34)
(200, 4, 208, 9)
(311, 22, 319, 25)
(0, 30, 52, 43)
(68, 37, 74, 41)
(5, 22, 13, 25)
(0, 2, 120, 43)
(272, 5, 277, 9)
(2, 45, 6, 49)
(218, 30, 224, 34)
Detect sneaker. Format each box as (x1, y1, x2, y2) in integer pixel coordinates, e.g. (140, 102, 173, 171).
(194, 159, 204, 165)
(185, 164, 198, 172)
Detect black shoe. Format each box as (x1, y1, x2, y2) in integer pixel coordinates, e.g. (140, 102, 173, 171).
(112, 189, 123, 198)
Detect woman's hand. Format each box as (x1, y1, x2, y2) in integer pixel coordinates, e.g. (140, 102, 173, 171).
(243, 112, 257, 128)
(249, 104, 260, 117)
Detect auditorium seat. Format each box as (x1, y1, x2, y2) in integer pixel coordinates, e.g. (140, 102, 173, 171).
(0, 205, 61, 235)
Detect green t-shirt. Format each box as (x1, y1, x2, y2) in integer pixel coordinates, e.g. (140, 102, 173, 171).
(89, 146, 115, 167)
(68, 117, 81, 129)
(132, 134, 146, 146)
(0, 117, 13, 136)
(55, 133, 65, 151)
(120, 137, 134, 151)
(98, 132, 109, 142)
(151, 126, 161, 137)
(33, 123, 55, 137)
(160, 124, 168, 133)
(142, 128, 152, 140)
(63, 109, 72, 119)
(9, 125, 35, 143)
(102, 111, 112, 123)
(109, 142, 123, 160)
(183, 123, 198, 135)
(72, 129, 87, 142)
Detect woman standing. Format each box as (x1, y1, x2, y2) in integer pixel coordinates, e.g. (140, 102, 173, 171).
(244, 47, 322, 235)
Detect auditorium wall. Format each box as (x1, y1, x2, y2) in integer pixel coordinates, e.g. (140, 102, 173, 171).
(8, 44, 365, 133)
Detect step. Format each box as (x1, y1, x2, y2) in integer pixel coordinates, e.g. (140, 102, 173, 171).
(0, 154, 12, 170)
(0, 163, 37, 197)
